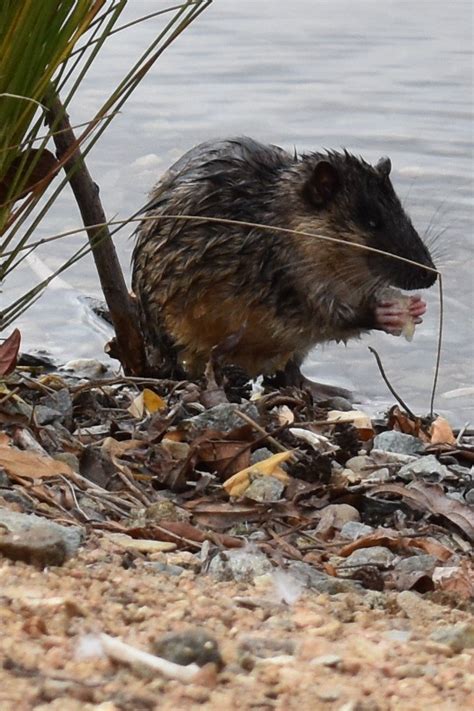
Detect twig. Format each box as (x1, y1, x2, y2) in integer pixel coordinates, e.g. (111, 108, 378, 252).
(45, 91, 146, 376)
(368, 347, 417, 419)
(97, 634, 200, 683)
(430, 273, 444, 417)
(235, 410, 297, 461)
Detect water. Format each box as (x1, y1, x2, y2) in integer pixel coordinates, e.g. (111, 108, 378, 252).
(7, 0, 474, 424)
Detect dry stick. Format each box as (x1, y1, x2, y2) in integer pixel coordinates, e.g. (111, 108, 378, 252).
(368, 346, 417, 419)
(46, 92, 146, 376)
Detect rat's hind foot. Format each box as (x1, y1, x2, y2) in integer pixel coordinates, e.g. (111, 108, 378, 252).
(266, 359, 353, 404)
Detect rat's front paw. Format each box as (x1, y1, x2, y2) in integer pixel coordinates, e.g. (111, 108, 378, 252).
(375, 291, 427, 341)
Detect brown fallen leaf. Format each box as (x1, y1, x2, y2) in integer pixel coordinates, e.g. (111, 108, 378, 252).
(0, 442, 74, 480)
(433, 560, 474, 599)
(339, 531, 454, 562)
(387, 405, 429, 442)
(0, 329, 21, 376)
(372, 481, 474, 542)
(429, 416, 457, 446)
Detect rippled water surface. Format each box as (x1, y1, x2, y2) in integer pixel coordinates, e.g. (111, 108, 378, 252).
(8, 0, 473, 423)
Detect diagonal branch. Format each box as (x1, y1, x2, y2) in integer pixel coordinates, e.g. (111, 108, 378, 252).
(46, 90, 146, 376)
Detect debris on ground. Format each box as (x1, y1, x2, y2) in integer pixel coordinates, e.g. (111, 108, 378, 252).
(0, 346, 473, 708)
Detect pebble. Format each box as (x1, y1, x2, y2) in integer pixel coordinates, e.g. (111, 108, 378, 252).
(316, 504, 360, 535)
(0, 508, 83, 560)
(396, 590, 445, 621)
(430, 622, 474, 653)
(394, 554, 437, 574)
(183, 402, 259, 434)
(345, 455, 377, 473)
(60, 358, 108, 379)
(245, 475, 285, 502)
(398, 454, 451, 481)
(208, 547, 273, 583)
(0, 527, 68, 567)
(340, 521, 374, 540)
(151, 628, 223, 668)
(342, 546, 396, 570)
(287, 561, 363, 594)
(372, 431, 424, 455)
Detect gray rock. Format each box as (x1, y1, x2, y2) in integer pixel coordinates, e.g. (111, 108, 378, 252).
(398, 454, 450, 481)
(0, 508, 83, 560)
(152, 628, 223, 668)
(238, 635, 295, 660)
(430, 622, 474, 653)
(383, 629, 412, 643)
(373, 431, 424, 455)
(394, 554, 437, 574)
(345, 455, 376, 473)
(320, 396, 353, 411)
(41, 388, 73, 425)
(342, 546, 396, 570)
(365, 467, 391, 482)
(208, 546, 273, 582)
(245, 476, 285, 502)
(145, 561, 185, 576)
(287, 561, 364, 594)
(0, 528, 68, 567)
(340, 521, 374, 540)
(34, 405, 64, 426)
(465, 488, 474, 505)
(60, 358, 108, 379)
(184, 402, 259, 434)
(250, 448, 275, 465)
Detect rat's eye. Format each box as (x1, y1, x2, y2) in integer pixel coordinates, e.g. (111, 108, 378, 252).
(356, 199, 384, 231)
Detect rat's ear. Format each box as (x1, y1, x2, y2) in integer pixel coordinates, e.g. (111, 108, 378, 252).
(303, 160, 341, 207)
(376, 156, 392, 178)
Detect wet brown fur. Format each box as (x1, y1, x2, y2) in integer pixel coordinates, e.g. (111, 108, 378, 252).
(132, 137, 436, 377)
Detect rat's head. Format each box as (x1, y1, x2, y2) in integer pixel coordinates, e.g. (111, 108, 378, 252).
(299, 151, 437, 291)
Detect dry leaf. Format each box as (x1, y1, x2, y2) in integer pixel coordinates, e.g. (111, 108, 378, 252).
(0, 329, 21, 376)
(327, 409, 374, 433)
(223, 451, 292, 497)
(430, 416, 456, 446)
(0, 443, 74, 480)
(128, 388, 166, 417)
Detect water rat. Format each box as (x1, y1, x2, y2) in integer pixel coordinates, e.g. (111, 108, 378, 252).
(132, 137, 436, 392)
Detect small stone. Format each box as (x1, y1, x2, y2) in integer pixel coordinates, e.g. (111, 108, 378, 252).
(238, 635, 295, 660)
(145, 561, 184, 576)
(0, 508, 83, 559)
(311, 654, 342, 667)
(208, 547, 273, 583)
(245, 475, 285, 502)
(392, 663, 427, 678)
(104, 533, 176, 554)
(383, 629, 412, 643)
(61, 358, 108, 379)
(182, 402, 259, 434)
(394, 554, 437, 574)
(53, 452, 80, 472)
(365, 467, 390, 482)
(250, 448, 274, 464)
(340, 521, 374, 540)
(342, 546, 396, 570)
(397, 590, 445, 621)
(345, 455, 376, 473)
(287, 561, 363, 594)
(465, 488, 474, 505)
(430, 622, 474, 653)
(316, 504, 360, 535)
(372, 431, 424, 455)
(0, 527, 68, 567)
(398, 454, 451, 481)
(151, 628, 223, 668)
(321, 396, 353, 411)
